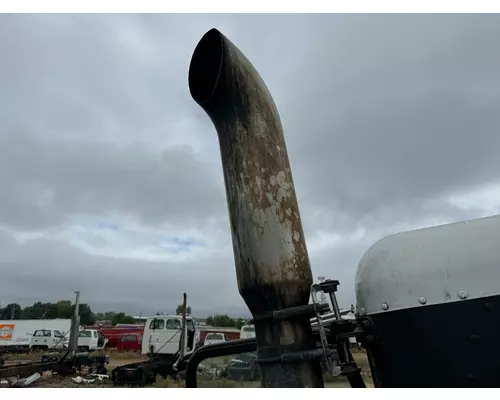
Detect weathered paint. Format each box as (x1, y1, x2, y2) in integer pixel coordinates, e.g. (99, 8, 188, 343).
(188, 28, 323, 388)
(356, 213, 500, 315)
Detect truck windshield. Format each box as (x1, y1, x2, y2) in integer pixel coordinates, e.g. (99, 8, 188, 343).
(78, 331, 92, 337)
(34, 329, 51, 337)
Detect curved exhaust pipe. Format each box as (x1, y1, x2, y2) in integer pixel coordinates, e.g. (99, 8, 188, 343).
(188, 29, 324, 388)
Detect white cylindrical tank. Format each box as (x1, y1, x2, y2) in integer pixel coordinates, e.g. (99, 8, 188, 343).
(355, 214, 500, 388)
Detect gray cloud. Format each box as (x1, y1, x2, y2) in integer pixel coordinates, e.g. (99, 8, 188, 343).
(0, 229, 243, 317)
(0, 14, 499, 316)
(0, 133, 225, 230)
(284, 15, 500, 225)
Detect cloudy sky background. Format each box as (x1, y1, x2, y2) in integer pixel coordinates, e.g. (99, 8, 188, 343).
(1, 14, 500, 317)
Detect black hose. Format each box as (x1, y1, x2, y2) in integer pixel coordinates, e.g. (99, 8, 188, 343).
(185, 338, 256, 388)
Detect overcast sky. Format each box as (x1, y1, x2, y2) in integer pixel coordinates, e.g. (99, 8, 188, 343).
(1, 14, 500, 317)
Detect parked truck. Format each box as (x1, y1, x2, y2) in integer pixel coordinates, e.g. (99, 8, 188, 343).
(204, 332, 227, 346)
(111, 294, 196, 386)
(108, 332, 142, 352)
(29, 328, 68, 351)
(198, 327, 240, 345)
(73, 329, 108, 352)
(239, 325, 255, 340)
(0, 319, 71, 353)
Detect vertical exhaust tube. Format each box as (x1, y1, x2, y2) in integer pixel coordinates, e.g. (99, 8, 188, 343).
(188, 29, 324, 388)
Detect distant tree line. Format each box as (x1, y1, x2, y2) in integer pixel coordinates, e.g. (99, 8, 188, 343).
(100, 312, 136, 326)
(0, 302, 137, 326)
(175, 304, 192, 315)
(0, 301, 248, 329)
(0, 301, 96, 325)
(174, 304, 247, 329)
(205, 314, 247, 329)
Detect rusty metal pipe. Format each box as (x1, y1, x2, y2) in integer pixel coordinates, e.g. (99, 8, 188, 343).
(188, 28, 324, 388)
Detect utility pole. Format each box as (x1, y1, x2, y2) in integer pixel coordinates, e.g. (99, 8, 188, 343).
(68, 291, 81, 354)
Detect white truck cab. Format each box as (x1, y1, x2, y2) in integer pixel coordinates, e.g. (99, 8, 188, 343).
(204, 332, 226, 346)
(240, 325, 255, 339)
(142, 315, 195, 356)
(29, 329, 68, 350)
(75, 329, 108, 352)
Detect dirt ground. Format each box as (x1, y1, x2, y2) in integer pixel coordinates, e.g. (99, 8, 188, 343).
(2, 349, 373, 388)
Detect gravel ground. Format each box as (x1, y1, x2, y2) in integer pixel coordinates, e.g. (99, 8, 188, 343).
(2, 350, 373, 388)
(32, 377, 114, 388)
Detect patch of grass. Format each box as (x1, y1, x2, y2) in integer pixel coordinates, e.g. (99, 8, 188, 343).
(36, 376, 115, 388)
(198, 377, 260, 388)
(2, 352, 40, 361)
(152, 376, 185, 388)
(96, 349, 143, 359)
(204, 355, 233, 367)
(5, 348, 374, 388)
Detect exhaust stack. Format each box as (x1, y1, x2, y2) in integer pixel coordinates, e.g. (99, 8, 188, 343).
(188, 28, 323, 388)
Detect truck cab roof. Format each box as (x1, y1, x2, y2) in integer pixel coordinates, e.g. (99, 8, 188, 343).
(145, 315, 193, 326)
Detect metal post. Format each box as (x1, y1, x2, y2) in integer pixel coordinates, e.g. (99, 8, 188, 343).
(68, 291, 80, 354)
(189, 29, 324, 388)
(179, 293, 187, 359)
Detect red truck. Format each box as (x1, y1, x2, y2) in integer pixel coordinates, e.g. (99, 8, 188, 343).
(83, 325, 144, 352)
(107, 332, 142, 352)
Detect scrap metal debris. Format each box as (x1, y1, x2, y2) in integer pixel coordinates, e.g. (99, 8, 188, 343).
(0, 372, 42, 387)
(72, 374, 109, 384)
(196, 363, 225, 380)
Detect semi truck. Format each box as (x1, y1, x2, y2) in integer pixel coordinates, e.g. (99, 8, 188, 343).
(111, 310, 196, 386)
(110, 293, 198, 386)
